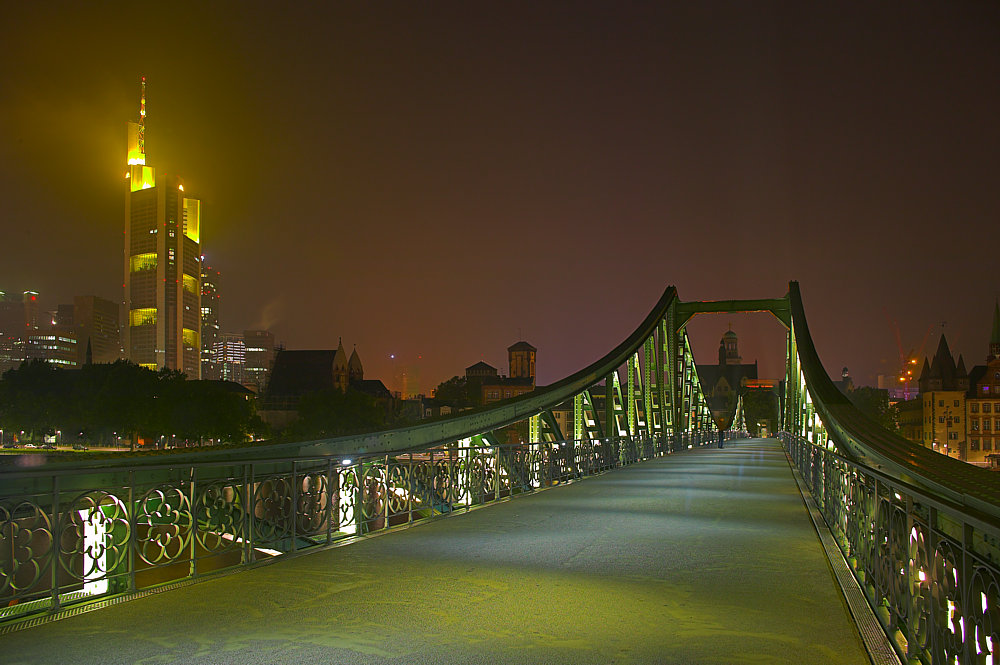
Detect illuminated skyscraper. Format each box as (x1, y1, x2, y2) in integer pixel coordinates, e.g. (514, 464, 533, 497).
(216, 332, 245, 384)
(201, 263, 221, 380)
(123, 77, 202, 377)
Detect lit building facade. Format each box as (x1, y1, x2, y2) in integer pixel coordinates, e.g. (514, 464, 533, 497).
(200, 264, 221, 380)
(243, 329, 276, 393)
(479, 341, 537, 404)
(0, 290, 38, 372)
(918, 335, 968, 459)
(25, 332, 78, 368)
(965, 302, 1000, 464)
(215, 332, 245, 384)
(123, 78, 201, 377)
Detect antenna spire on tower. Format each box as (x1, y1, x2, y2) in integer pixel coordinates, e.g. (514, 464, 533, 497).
(138, 76, 146, 157)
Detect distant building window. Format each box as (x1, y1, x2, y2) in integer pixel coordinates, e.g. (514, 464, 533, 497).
(939, 400, 945, 407)
(973, 420, 980, 431)
(955, 400, 961, 407)
(955, 416, 961, 424)
(986, 439, 994, 451)
(986, 420, 993, 431)
(949, 432, 958, 440)
(939, 416, 945, 424)
(986, 404, 993, 414)
(972, 439, 980, 451)
(972, 403, 980, 413)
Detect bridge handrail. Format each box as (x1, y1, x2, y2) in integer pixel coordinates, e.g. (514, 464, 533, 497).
(788, 281, 1000, 524)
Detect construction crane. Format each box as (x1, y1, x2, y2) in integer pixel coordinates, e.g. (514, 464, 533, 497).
(885, 312, 933, 400)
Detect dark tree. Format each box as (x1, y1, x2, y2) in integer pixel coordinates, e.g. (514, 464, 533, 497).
(741, 388, 780, 437)
(291, 388, 388, 439)
(848, 387, 897, 432)
(433, 375, 481, 408)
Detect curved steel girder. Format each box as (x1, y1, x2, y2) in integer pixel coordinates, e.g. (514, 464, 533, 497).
(788, 281, 1000, 523)
(13, 287, 682, 475)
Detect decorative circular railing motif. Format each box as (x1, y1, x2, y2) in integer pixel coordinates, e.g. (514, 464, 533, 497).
(295, 471, 329, 538)
(135, 485, 193, 566)
(968, 564, 1000, 663)
(0, 500, 53, 596)
(194, 481, 244, 554)
(58, 491, 129, 582)
(252, 475, 295, 546)
(931, 538, 965, 662)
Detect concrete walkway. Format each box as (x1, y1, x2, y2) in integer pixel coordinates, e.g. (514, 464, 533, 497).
(3, 438, 868, 664)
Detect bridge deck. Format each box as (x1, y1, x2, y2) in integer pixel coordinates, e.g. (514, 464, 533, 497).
(3, 439, 868, 664)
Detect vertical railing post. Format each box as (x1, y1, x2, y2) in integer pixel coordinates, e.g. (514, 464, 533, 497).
(383, 454, 391, 528)
(189, 465, 197, 578)
(243, 463, 251, 564)
(128, 469, 137, 593)
(407, 454, 414, 523)
(50, 474, 59, 613)
(326, 458, 334, 546)
(291, 460, 298, 552)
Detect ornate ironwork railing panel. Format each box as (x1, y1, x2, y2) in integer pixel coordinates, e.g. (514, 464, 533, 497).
(0, 432, 721, 625)
(783, 433, 1000, 664)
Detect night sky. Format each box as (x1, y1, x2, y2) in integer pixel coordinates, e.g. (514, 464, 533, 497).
(2, 3, 998, 394)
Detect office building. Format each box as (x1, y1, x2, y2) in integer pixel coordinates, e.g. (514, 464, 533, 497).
(73, 296, 122, 364)
(201, 264, 221, 380)
(123, 77, 201, 377)
(243, 329, 276, 393)
(25, 332, 78, 368)
(215, 332, 245, 385)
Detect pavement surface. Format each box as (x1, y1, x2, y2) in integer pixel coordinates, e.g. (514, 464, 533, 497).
(2, 438, 869, 664)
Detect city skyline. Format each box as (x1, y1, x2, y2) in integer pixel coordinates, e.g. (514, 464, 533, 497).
(2, 3, 999, 392)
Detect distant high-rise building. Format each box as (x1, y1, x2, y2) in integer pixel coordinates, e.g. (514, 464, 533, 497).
(201, 264, 221, 380)
(243, 329, 275, 393)
(26, 332, 78, 368)
(0, 290, 36, 372)
(216, 332, 245, 384)
(22, 291, 39, 331)
(123, 77, 201, 378)
(0, 291, 26, 338)
(74, 296, 122, 364)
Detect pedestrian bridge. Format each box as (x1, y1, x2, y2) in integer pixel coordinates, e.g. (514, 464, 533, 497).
(4, 438, 870, 664)
(3, 281, 1000, 665)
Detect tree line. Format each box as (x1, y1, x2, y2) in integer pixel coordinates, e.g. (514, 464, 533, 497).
(0, 360, 264, 449)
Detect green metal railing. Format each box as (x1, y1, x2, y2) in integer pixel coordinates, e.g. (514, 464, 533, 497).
(782, 281, 1000, 664)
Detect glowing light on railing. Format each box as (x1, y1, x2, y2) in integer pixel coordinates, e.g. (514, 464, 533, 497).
(894, 492, 902, 501)
(342, 459, 352, 466)
(79, 509, 109, 596)
(918, 570, 926, 582)
(984, 591, 989, 614)
(220, 533, 282, 556)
